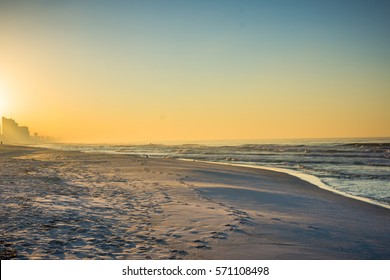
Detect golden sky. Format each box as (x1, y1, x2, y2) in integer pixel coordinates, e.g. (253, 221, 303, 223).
(1, 1, 389, 143)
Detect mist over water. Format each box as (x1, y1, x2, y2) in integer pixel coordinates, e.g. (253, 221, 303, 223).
(39, 138, 390, 207)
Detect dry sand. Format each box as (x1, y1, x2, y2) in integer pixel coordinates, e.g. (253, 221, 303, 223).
(0, 145, 389, 259)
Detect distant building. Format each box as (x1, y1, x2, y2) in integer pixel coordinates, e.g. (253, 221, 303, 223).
(19, 126, 30, 139)
(1, 117, 31, 143)
(0, 116, 52, 144)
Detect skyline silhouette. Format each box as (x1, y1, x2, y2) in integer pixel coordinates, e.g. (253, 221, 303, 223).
(0, 116, 50, 144)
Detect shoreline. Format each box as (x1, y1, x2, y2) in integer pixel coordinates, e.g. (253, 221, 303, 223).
(178, 159, 390, 210)
(1, 145, 389, 259)
(33, 142, 390, 210)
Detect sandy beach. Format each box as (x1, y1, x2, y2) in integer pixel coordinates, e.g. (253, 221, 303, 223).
(0, 145, 389, 260)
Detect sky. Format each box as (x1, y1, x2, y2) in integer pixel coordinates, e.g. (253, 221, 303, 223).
(0, 0, 389, 143)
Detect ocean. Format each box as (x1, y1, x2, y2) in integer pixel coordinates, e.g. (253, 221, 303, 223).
(38, 138, 390, 208)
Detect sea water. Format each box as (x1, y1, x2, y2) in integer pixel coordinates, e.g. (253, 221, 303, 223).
(39, 138, 390, 207)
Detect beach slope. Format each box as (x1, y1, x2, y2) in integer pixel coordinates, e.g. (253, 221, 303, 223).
(0, 145, 389, 259)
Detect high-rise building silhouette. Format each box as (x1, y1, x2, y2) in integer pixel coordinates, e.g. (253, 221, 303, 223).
(1, 117, 31, 143)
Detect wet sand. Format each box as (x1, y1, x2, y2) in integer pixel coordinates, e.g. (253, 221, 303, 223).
(0, 145, 389, 259)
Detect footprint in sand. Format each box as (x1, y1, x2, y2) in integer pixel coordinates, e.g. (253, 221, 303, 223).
(235, 217, 253, 225)
(210, 231, 228, 240)
(224, 224, 240, 231)
(154, 238, 168, 245)
(169, 249, 188, 259)
(170, 249, 188, 255)
(192, 239, 211, 249)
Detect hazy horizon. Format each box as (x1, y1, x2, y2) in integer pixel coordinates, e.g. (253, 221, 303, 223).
(1, 1, 390, 143)
(2, 112, 389, 145)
